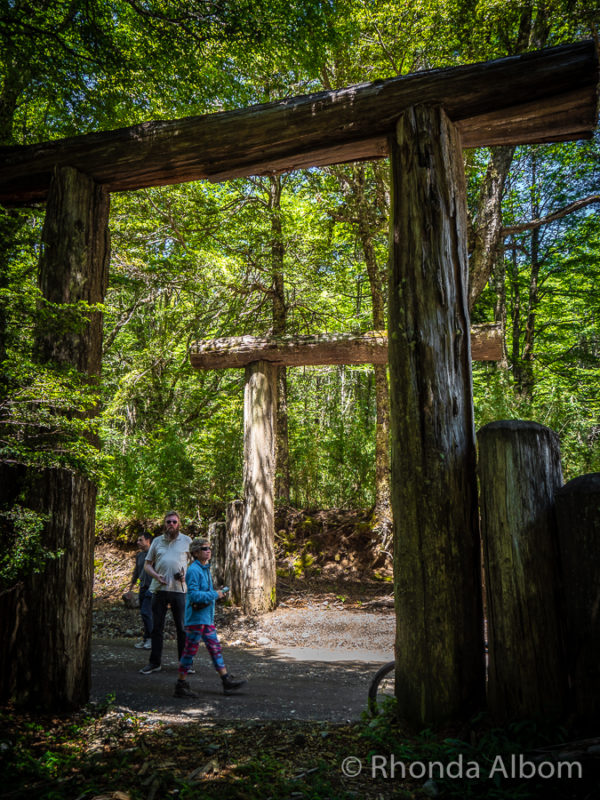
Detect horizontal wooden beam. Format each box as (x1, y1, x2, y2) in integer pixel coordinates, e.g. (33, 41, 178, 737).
(1, 42, 597, 205)
(190, 325, 503, 369)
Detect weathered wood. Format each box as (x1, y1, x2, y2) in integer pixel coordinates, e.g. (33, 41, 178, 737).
(190, 325, 503, 369)
(0, 166, 110, 709)
(388, 105, 484, 725)
(224, 500, 245, 601)
(227, 362, 277, 613)
(0, 42, 596, 205)
(207, 520, 227, 587)
(555, 473, 600, 724)
(478, 420, 566, 722)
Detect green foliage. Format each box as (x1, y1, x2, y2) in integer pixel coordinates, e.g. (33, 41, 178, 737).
(0, 505, 57, 591)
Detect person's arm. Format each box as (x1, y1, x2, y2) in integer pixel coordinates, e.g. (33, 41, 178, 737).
(129, 552, 142, 589)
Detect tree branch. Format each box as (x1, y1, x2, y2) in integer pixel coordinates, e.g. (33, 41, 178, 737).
(502, 195, 600, 236)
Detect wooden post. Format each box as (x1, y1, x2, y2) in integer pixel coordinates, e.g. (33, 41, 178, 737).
(555, 473, 600, 724)
(478, 420, 566, 721)
(0, 166, 110, 709)
(388, 105, 484, 725)
(207, 520, 227, 586)
(225, 500, 245, 601)
(226, 361, 277, 613)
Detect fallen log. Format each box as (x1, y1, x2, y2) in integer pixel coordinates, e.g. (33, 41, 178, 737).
(189, 324, 502, 369)
(0, 41, 596, 205)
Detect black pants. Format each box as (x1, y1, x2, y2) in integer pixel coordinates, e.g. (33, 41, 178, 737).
(149, 591, 186, 667)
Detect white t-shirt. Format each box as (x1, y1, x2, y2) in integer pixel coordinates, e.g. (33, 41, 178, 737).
(145, 532, 191, 593)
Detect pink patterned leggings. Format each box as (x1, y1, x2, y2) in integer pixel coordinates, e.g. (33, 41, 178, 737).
(178, 624, 225, 676)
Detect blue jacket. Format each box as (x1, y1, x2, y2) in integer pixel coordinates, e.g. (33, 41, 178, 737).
(184, 559, 219, 626)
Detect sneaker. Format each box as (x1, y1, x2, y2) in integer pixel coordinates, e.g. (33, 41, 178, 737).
(143, 640, 152, 649)
(139, 663, 161, 675)
(174, 679, 198, 699)
(221, 674, 246, 695)
(134, 640, 146, 649)
(187, 668, 195, 674)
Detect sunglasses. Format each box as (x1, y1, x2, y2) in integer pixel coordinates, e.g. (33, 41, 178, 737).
(199, 546, 211, 551)
(165, 520, 179, 525)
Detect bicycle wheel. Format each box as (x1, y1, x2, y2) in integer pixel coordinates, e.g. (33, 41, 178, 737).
(368, 660, 396, 716)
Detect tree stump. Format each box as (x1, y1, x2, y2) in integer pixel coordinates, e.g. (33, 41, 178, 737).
(555, 473, 600, 724)
(478, 420, 566, 721)
(225, 500, 244, 601)
(208, 520, 227, 586)
(388, 104, 484, 725)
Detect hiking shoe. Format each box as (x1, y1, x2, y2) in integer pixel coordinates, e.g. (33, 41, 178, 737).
(143, 640, 152, 649)
(139, 663, 161, 675)
(221, 674, 246, 695)
(134, 640, 146, 649)
(174, 679, 198, 699)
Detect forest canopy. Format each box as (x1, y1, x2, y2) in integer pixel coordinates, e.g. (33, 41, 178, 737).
(1, 0, 598, 576)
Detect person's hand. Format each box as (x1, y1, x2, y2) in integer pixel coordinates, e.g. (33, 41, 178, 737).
(157, 574, 168, 585)
(217, 590, 224, 599)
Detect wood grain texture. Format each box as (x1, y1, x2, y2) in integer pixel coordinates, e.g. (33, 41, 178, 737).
(190, 325, 503, 369)
(238, 362, 277, 613)
(478, 420, 566, 722)
(0, 42, 596, 205)
(388, 105, 484, 725)
(555, 473, 600, 724)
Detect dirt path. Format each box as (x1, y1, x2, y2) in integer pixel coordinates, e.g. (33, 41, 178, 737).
(92, 602, 395, 723)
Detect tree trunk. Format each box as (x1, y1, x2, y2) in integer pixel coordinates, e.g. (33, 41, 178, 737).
(555, 473, 600, 725)
(232, 361, 277, 613)
(478, 420, 566, 722)
(0, 165, 110, 709)
(468, 145, 515, 311)
(269, 175, 290, 505)
(388, 105, 484, 725)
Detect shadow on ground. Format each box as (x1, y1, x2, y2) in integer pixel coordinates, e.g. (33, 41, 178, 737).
(92, 638, 390, 723)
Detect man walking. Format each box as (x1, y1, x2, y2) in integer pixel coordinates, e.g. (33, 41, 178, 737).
(128, 531, 153, 649)
(139, 511, 191, 675)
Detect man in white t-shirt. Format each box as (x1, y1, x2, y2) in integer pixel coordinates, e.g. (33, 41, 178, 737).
(139, 511, 191, 675)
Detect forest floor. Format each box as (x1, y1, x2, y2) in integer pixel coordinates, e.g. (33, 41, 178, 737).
(3, 511, 596, 800)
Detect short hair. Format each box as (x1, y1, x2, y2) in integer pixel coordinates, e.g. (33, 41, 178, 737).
(190, 537, 210, 555)
(164, 510, 180, 522)
(138, 531, 152, 542)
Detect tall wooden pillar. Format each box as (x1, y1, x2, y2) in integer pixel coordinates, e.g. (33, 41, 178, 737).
(230, 360, 277, 613)
(388, 105, 484, 724)
(0, 166, 110, 709)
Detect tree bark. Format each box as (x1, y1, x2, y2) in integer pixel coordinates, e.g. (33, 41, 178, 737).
(388, 105, 484, 725)
(478, 420, 566, 722)
(207, 520, 227, 587)
(224, 500, 244, 601)
(1, 41, 596, 204)
(468, 145, 515, 311)
(234, 361, 277, 613)
(0, 166, 110, 709)
(555, 473, 600, 725)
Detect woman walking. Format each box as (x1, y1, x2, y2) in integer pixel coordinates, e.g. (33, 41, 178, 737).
(174, 538, 246, 698)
